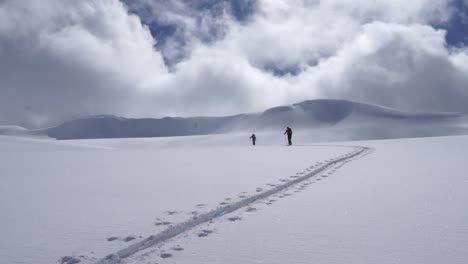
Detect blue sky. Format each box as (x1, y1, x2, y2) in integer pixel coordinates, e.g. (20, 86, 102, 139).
(1, 0, 468, 127)
(440, 0, 468, 46)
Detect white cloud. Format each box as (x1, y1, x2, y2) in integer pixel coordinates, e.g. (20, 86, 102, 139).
(309, 22, 468, 111)
(1, 0, 468, 127)
(0, 0, 168, 126)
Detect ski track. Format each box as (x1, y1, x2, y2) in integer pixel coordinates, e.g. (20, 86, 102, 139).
(88, 145, 372, 264)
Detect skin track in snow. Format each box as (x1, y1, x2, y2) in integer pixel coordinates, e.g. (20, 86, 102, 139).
(95, 146, 371, 264)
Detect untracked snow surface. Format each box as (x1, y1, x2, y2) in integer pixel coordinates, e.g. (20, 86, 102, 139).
(4, 99, 468, 141)
(1, 133, 468, 264)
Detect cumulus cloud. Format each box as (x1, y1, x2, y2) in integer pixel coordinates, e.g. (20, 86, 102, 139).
(1, 0, 468, 127)
(0, 0, 169, 126)
(122, 0, 257, 66)
(310, 22, 468, 111)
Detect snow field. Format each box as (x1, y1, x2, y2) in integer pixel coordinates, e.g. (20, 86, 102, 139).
(0, 136, 351, 264)
(97, 146, 369, 264)
(131, 136, 468, 264)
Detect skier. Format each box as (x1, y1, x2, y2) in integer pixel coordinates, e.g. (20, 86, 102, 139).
(249, 134, 257, 146)
(284, 127, 293, 146)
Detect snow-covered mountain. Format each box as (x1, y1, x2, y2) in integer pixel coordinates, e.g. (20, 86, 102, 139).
(3, 99, 468, 140)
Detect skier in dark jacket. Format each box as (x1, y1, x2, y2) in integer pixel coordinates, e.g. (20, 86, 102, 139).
(249, 134, 257, 146)
(284, 127, 293, 146)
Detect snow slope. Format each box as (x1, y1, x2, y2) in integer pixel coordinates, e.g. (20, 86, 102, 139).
(0, 135, 353, 264)
(3, 99, 468, 140)
(0, 126, 44, 137)
(2, 133, 467, 264)
(112, 136, 468, 264)
(2, 100, 468, 264)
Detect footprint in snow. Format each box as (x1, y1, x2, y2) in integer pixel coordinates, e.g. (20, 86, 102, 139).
(166, 211, 179, 215)
(246, 207, 258, 212)
(256, 188, 263, 192)
(160, 253, 172, 259)
(238, 191, 248, 198)
(219, 202, 229, 205)
(196, 204, 206, 208)
(198, 229, 214, 237)
(123, 236, 136, 242)
(172, 246, 184, 251)
(106, 237, 118, 242)
(224, 197, 232, 201)
(59, 256, 81, 264)
(155, 221, 172, 226)
(228, 216, 242, 222)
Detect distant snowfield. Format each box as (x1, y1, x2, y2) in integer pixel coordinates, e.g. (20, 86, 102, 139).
(1, 133, 467, 264)
(3, 99, 468, 141)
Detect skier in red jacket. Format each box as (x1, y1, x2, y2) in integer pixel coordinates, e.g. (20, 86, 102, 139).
(249, 134, 257, 146)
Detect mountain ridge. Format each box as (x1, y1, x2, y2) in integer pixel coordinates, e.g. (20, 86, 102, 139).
(2, 99, 467, 140)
